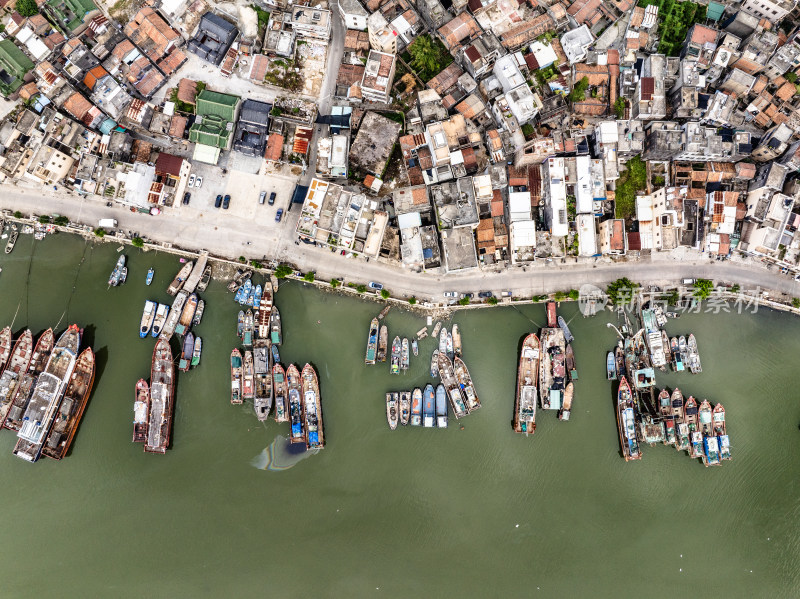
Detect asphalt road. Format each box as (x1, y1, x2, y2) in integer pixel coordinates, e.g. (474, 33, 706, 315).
(4, 185, 799, 304)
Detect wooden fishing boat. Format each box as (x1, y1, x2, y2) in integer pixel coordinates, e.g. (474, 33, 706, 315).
(712, 403, 726, 435)
(191, 337, 202, 367)
(175, 292, 198, 336)
(410, 387, 422, 426)
(513, 333, 539, 435)
(43, 347, 95, 460)
(365, 317, 379, 365)
(698, 399, 713, 435)
(0, 329, 34, 424)
(616, 376, 642, 461)
(399, 391, 410, 425)
(178, 332, 194, 372)
(546, 301, 557, 327)
(28, 328, 54, 375)
(167, 261, 193, 295)
(430, 349, 439, 378)
(253, 340, 271, 420)
(431, 321, 442, 337)
(684, 396, 699, 432)
(670, 387, 684, 421)
(661, 330, 671, 364)
(453, 356, 480, 412)
(607, 351, 617, 380)
(565, 343, 578, 380)
(132, 379, 149, 442)
(196, 264, 213, 292)
(242, 350, 255, 401)
(615, 345, 625, 380)
(270, 307, 282, 346)
(559, 381, 573, 421)
(401, 338, 409, 371)
(452, 324, 462, 357)
(301, 363, 324, 450)
(390, 336, 401, 375)
(687, 334, 702, 374)
(272, 363, 289, 423)
(230, 349, 243, 404)
(192, 300, 205, 327)
(287, 364, 304, 443)
(377, 325, 388, 362)
(386, 393, 398, 430)
(0, 326, 12, 373)
(437, 352, 467, 418)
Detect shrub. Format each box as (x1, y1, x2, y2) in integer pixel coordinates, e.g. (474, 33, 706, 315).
(487, 297, 498, 305)
(730, 284, 741, 294)
(458, 297, 470, 306)
(532, 294, 548, 302)
(94, 228, 106, 238)
(615, 155, 647, 220)
(303, 271, 315, 283)
(606, 277, 640, 306)
(786, 72, 798, 83)
(567, 289, 579, 301)
(554, 290, 566, 301)
(250, 260, 263, 269)
(53, 216, 68, 226)
(614, 97, 626, 119)
(13, 211, 22, 219)
(38, 215, 51, 224)
(521, 123, 535, 139)
(408, 296, 417, 305)
(661, 290, 680, 306)
(238, 256, 247, 263)
(568, 76, 589, 102)
(356, 284, 367, 293)
(131, 237, 144, 248)
(380, 289, 390, 299)
(793, 298, 800, 309)
(274, 264, 293, 278)
(330, 279, 341, 288)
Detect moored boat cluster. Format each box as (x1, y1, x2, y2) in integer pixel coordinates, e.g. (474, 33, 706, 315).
(228, 274, 324, 451)
(0, 324, 95, 463)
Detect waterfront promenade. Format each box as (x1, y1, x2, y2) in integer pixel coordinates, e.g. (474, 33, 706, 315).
(2, 184, 799, 302)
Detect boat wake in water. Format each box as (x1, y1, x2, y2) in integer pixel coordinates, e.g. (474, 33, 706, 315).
(252, 433, 320, 471)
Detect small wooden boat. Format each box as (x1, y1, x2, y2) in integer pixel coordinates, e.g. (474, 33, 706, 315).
(678, 335, 688, 366)
(558, 315, 574, 343)
(145, 268, 154, 285)
(615, 345, 625, 379)
(558, 381, 573, 421)
(453, 356, 480, 412)
(452, 324, 462, 356)
(411, 339, 418, 357)
(445, 330, 453, 360)
(430, 349, 439, 378)
(386, 393, 398, 430)
(661, 330, 671, 363)
(399, 391, 410, 425)
(270, 306, 282, 346)
(431, 321, 442, 337)
(410, 387, 422, 426)
(151, 304, 169, 338)
(438, 327, 447, 355)
(272, 363, 289, 423)
(435, 384, 448, 428)
(196, 264, 212, 292)
(422, 384, 435, 427)
(670, 337, 682, 371)
(139, 300, 156, 338)
(698, 399, 713, 435)
(606, 351, 616, 380)
(191, 337, 202, 367)
(179, 332, 194, 372)
(5, 228, 18, 254)
(565, 343, 578, 380)
(438, 353, 467, 419)
(0, 326, 11, 373)
(377, 325, 388, 362)
(657, 389, 671, 418)
(237, 310, 245, 337)
(365, 317, 379, 365)
(230, 349, 243, 404)
(378, 305, 391, 320)
(684, 396, 699, 432)
(546, 301, 557, 327)
(133, 379, 149, 442)
(670, 387, 684, 421)
(175, 292, 198, 336)
(401, 338, 409, 371)
(712, 403, 726, 435)
(271, 343, 280, 364)
(167, 261, 193, 295)
(192, 300, 205, 327)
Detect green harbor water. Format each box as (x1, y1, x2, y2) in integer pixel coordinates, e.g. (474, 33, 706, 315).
(0, 232, 799, 597)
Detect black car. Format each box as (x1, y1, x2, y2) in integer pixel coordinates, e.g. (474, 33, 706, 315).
(478, 291, 493, 298)
(182, 192, 191, 205)
(214, 194, 223, 208)
(223, 195, 231, 210)
(268, 192, 276, 206)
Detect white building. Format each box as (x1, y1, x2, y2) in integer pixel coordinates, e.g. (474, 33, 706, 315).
(544, 157, 568, 237)
(338, 0, 368, 30)
(740, 0, 796, 21)
(290, 6, 332, 44)
(361, 50, 396, 103)
(509, 220, 537, 264)
(560, 25, 593, 64)
(508, 191, 532, 221)
(575, 155, 593, 214)
(576, 213, 597, 256)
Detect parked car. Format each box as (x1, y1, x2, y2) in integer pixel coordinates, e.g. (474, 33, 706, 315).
(501, 290, 512, 298)
(268, 192, 276, 206)
(259, 191, 266, 205)
(478, 291, 493, 298)
(188, 174, 196, 187)
(222, 195, 231, 210)
(462, 293, 474, 300)
(214, 194, 223, 208)
(368, 281, 383, 291)
(195, 176, 203, 188)
(275, 208, 283, 222)
(182, 192, 191, 205)
(443, 291, 458, 298)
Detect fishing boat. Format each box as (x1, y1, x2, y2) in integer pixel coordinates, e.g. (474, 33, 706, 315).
(271, 343, 280, 364)
(437, 353, 467, 419)
(146, 268, 154, 285)
(661, 330, 671, 364)
(719, 435, 731, 461)
(287, 365, 304, 443)
(410, 387, 423, 426)
(151, 304, 169, 338)
(664, 417, 677, 446)
(160, 290, 187, 340)
(253, 341, 272, 420)
(386, 393, 398, 430)
(270, 307, 282, 345)
(430, 349, 439, 378)
(4, 330, 53, 432)
(237, 310, 245, 337)
(416, 327, 428, 340)
(513, 333, 539, 435)
(422, 384, 435, 427)
(438, 327, 447, 356)
(565, 343, 578, 380)
(253, 284, 263, 310)
(235, 279, 250, 304)
(377, 326, 388, 362)
(712, 403, 726, 435)
(690, 431, 704, 458)
(119, 266, 128, 284)
(670, 387, 684, 421)
(140, 300, 157, 338)
(453, 356, 480, 412)
(670, 337, 683, 371)
(227, 269, 250, 293)
(435, 384, 448, 428)
(0, 329, 34, 424)
(378, 305, 391, 320)
(0, 326, 12, 373)
(559, 381, 573, 421)
(399, 391, 410, 425)
(657, 389, 671, 418)
(445, 330, 454, 360)
(684, 396, 699, 432)
(230, 349, 243, 404)
(301, 363, 324, 450)
(132, 379, 149, 442)
(242, 351, 255, 401)
(558, 315, 574, 343)
(687, 334, 702, 374)
(678, 336, 688, 366)
(175, 293, 198, 336)
(141, 337, 174, 455)
(615, 345, 625, 380)
(242, 310, 254, 347)
(432, 322, 442, 337)
(5, 228, 18, 254)
(273, 363, 289, 423)
(178, 332, 194, 372)
(108, 255, 126, 287)
(702, 435, 721, 466)
(401, 338, 410, 371)
(256, 305, 271, 338)
(29, 328, 54, 375)
(193, 300, 205, 327)
(411, 339, 418, 357)
(191, 337, 202, 367)
(365, 317, 379, 365)
(698, 399, 713, 435)
(246, 283, 256, 308)
(167, 261, 193, 296)
(42, 347, 95, 460)
(676, 422, 690, 452)
(546, 301, 557, 327)
(390, 336, 401, 375)
(196, 265, 212, 292)
(616, 377, 641, 461)
(452, 324, 462, 357)
(607, 351, 617, 380)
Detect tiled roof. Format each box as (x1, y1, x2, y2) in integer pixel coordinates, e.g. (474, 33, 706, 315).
(64, 92, 92, 119)
(135, 69, 165, 97)
(438, 13, 481, 47)
(169, 115, 187, 138)
(775, 81, 795, 102)
(177, 78, 197, 104)
(500, 14, 555, 49)
(690, 24, 718, 45)
(155, 152, 184, 176)
(158, 49, 186, 75)
(264, 133, 284, 161)
(573, 63, 609, 86)
(83, 65, 108, 90)
(249, 54, 270, 82)
(428, 62, 463, 94)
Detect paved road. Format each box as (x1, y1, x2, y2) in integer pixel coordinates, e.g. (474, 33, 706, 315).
(4, 185, 799, 303)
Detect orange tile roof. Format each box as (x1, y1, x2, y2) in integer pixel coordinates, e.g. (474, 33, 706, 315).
(169, 115, 187, 138)
(159, 49, 186, 75)
(64, 92, 92, 119)
(776, 81, 795, 102)
(265, 133, 284, 161)
(83, 65, 108, 90)
(177, 78, 197, 104)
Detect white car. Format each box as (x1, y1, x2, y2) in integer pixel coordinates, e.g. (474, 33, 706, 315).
(188, 174, 196, 187)
(195, 176, 203, 188)
(443, 291, 458, 298)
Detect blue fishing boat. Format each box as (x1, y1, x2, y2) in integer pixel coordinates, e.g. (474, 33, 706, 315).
(253, 284, 262, 309)
(239, 279, 252, 305)
(151, 304, 169, 337)
(139, 300, 157, 338)
(247, 283, 257, 307)
(145, 268, 154, 285)
(607, 351, 616, 380)
(271, 343, 280, 364)
(423, 384, 435, 428)
(435, 384, 447, 428)
(702, 435, 720, 466)
(718, 434, 731, 461)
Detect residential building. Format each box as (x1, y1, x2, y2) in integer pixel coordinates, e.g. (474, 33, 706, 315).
(233, 99, 271, 156)
(289, 6, 332, 43)
(338, 0, 368, 30)
(599, 219, 626, 255)
(187, 12, 238, 66)
(0, 39, 34, 97)
(631, 55, 667, 121)
(751, 123, 794, 163)
(188, 89, 241, 163)
(560, 25, 593, 64)
(361, 50, 395, 103)
(367, 13, 398, 54)
(543, 157, 569, 238)
(740, 0, 795, 21)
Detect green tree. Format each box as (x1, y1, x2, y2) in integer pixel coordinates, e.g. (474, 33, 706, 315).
(250, 260, 263, 269)
(356, 284, 367, 293)
(38, 215, 51, 224)
(13, 211, 22, 219)
(408, 296, 417, 305)
(606, 277, 640, 306)
(330, 278, 341, 288)
(274, 264, 293, 278)
(487, 297, 498, 305)
(661, 289, 680, 306)
(567, 289, 579, 301)
(568, 76, 589, 102)
(380, 289, 390, 299)
(238, 256, 247, 263)
(131, 237, 144, 248)
(303, 271, 315, 283)
(532, 294, 548, 302)
(94, 228, 106, 238)
(614, 97, 626, 119)
(458, 297, 470, 306)
(693, 279, 714, 300)
(521, 123, 535, 139)
(554, 290, 566, 301)
(730, 284, 741, 294)
(786, 72, 798, 83)
(16, 0, 38, 17)
(53, 216, 68, 226)
(792, 298, 800, 309)
(408, 35, 450, 81)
